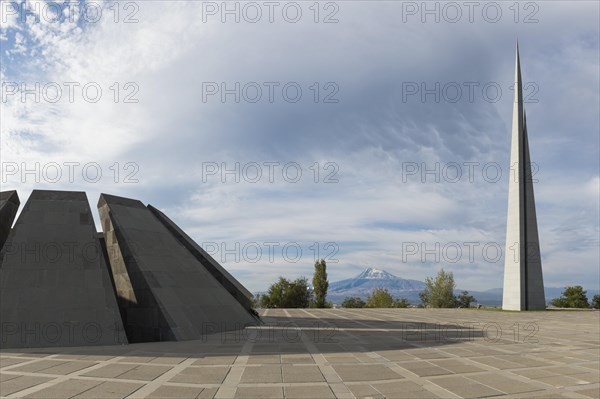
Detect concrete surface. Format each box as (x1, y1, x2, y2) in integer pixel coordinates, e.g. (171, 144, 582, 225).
(148, 205, 254, 312)
(502, 44, 545, 311)
(97, 194, 257, 344)
(0, 190, 20, 252)
(0, 190, 127, 349)
(1, 309, 598, 398)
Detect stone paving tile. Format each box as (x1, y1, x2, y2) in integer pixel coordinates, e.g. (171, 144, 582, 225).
(494, 355, 548, 368)
(246, 354, 280, 364)
(114, 365, 172, 381)
(192, 355, 237, 365)
(439, 348, 480, 357)
(24, 379, 101, 398)
(574, 387, 600, 398)
(510, 368, 558, 379)
(6, 359, 68, 373)
(72, 381, 144, 398)
(280, 354, 314, 364)
(1, 373, 21, 382)
(376, 350, 417, 362)
(470, 356, 523, 370)
(81, 363, 137, 378)
(467, 373, 545, 394)
(372, 380, 440, 398)
(282, 364, 325, 382)
(168, 366, 230, 384)
(578, 362, 600, 371)
(397, 361, 454, 377)
(283, 385, 335, 398)
(35, 360, 97, 375)
(332, 364, 403, 382)
(148, 356, 187, 365)
(533, 375, 584, 388)
(410, 350, 453, 360)
(56, 354, 117, 362)
(468, 348, 506, 356)
(323, 354, 357, 363)
(429, 375, 505, 398)
(117, 355, 158, 363)
(569, 372, 600, 383)
(429, 359, 486, 373)
(565, 352, 599, 361)
(347, 383, 386, 398)
(502, 391, 570, 398)
(146, 384, 205, 398)
(240, 365, 283, 383)
(234, 386, 283, 398)
(0, 375, 54, 396)
(198, 387, 218, 398)
(0, 357, 34, 367)
(541, 365, 591, 376)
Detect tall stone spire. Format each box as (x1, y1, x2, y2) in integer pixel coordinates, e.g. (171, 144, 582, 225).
(502, 43, 546, 310)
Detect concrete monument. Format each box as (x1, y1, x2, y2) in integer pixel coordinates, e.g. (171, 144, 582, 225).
(0, 190, 128, 348)
(502, 44, 546, 311)
(0, 190, 20, 251)
(98, 194, 258, 343)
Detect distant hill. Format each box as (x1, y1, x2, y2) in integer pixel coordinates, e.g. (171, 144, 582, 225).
(465, 286, 600, 306)
(326, 268, 599, 306)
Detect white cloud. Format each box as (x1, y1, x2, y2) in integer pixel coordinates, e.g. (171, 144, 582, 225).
(1, 1, 598, 293)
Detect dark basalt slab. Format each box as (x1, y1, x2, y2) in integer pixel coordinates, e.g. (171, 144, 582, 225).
(0, 190, 127, 348)
(98, 193, 258, 343)
(148, 204, 254, 313)
(0, 190, 20, 252)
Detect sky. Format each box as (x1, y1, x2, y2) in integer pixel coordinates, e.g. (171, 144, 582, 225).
(1, 0, 598, 293)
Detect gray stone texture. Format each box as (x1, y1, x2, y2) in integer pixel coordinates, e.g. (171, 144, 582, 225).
(0, 190, 127, 348)
(503, 44, 546, 310)
(0, 190, 20, 252)
(97, 193, 258, 343)
(148, 205, 254, 312)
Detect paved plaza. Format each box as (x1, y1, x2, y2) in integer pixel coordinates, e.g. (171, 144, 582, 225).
(1, 309, 598, 398)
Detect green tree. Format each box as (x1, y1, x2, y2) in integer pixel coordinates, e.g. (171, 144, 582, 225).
(342, 297, 366, 308)
(366, 288, 394, 308)
(393, 298, 410, 308)
(456, 291, 476, 308)
(591, 294, 600, 309)
(252, 294, 262, 308)
(420, 269, 457, 308)
(419, 290, 430, 307)
(312, 259, 329, 308)
(261, 277, 312, 308)
(550, 286, 590, 308)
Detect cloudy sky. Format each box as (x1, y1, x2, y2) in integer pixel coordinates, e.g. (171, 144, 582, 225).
(1, 0, 598, 293)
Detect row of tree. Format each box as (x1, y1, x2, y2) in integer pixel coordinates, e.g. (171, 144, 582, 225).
(550, 286, 600, 309)
(255, 260, 330, 308)
(255, 264, 476, 309)
(254, 263, 600, 309)
(342, 269, 476, 308)
(342, 288, 410, 308)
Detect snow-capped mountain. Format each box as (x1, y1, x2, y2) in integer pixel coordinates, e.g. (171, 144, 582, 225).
(328, 267, 426, 303)
(326, 268, 600, 305)
(354, 268, 397, 280)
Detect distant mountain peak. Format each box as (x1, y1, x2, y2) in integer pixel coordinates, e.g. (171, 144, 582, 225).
(356, 267, 398, 280)
(328, 267, 426, 302)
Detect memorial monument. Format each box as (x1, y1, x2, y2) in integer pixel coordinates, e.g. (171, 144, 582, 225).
(502, 44, 546, 310)
(0, 190, 259, 348)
